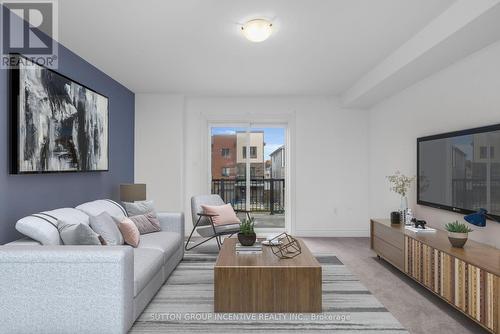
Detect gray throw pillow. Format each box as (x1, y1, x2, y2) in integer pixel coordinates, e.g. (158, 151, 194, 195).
(89, 212, 124, 245)
(122, 200, 156, 217)
(129, 212, 161, 234)
(58, 220, 102, 245)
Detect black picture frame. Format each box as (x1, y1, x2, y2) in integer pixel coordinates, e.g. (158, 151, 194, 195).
(417, 123, 500, 222)
(9, 53, 109, 174)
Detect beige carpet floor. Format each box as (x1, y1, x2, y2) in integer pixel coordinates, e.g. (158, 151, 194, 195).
(180, 236, 487, 333)
(131, 252, 407, 333)
(302, 237, 488, 334)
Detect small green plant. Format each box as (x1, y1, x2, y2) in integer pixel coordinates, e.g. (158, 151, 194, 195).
(239, 218, 255, 235)
(444, 221, 473, 233)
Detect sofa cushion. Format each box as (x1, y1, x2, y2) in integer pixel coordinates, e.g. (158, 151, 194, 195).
(133, 248, 164, 297)
(129, 213, 161, 235)
(123, 200, 155, 217)
(76, 199, 128, 219)
(89, 212, 124, 245)
(201, 203, 240, 226)
(197, 223, 240, 237)
(4, 237, 41, 246)
(58, 220, 103, 245)
(114, 217, 140, 247)
(15, 208, 89, 245)
(138, 232, 181, 262)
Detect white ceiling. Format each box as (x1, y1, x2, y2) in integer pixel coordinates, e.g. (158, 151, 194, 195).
(58, 0, 455, 95)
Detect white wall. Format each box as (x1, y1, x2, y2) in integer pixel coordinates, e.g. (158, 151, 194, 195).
(135, 95, 370, 236)
(184, 96, 370, 236)
(135, 94, 184, 212)
(135, 43, 500, 246)
(369, 41, 500, 248)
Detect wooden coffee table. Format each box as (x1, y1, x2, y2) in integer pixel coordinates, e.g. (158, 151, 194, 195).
(214, 238, 322, 313)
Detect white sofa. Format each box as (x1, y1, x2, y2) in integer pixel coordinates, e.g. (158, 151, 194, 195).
(0, 199, 184, 334)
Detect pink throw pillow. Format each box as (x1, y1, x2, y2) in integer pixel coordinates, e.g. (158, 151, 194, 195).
(201, 204, 240, 226)
(115, 217, 140, 247)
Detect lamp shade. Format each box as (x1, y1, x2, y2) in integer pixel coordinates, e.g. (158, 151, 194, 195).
(241, 19, 273, 42)
(120, 184, 146, 202)
(464, 208, 488, 227)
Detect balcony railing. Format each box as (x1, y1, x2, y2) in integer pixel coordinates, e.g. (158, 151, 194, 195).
(211, 178, 285, 214)
(451, 179, 500, 212)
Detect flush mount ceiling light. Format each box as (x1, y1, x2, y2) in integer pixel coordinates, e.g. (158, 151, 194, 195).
(241, 19, 273, 42)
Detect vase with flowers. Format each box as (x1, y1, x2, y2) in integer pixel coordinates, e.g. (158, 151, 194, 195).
(387, 171, 415, 223)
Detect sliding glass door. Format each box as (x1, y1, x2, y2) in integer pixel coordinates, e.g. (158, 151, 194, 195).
(210, 124, 286, 230)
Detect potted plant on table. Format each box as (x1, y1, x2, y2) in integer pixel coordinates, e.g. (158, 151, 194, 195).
(238, 218, 256, 246)
(444, 220, 473, 248)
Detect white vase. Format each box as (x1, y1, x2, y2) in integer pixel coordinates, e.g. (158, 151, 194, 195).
(400, 196, 408, 224)
(400, 196, 408, 211)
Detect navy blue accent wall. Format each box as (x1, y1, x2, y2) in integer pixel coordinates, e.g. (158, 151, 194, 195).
(0, 18, 135, 244)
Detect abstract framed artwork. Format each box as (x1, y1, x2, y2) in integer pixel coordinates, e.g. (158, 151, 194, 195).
(10, 54, 109, 174)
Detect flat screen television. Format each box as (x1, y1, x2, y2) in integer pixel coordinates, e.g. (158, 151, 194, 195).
(417, 124, 500, 221)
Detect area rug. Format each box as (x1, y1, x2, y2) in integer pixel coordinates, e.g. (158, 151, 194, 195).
(129, 253, 407, 333)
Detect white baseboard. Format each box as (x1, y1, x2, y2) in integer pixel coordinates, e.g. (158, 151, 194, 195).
(293, 229, 369, 237)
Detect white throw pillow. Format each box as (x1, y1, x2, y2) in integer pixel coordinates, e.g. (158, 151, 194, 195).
(15, 208, 89, 245)
(76, 199, 128, 218)
(58, 220, 102, 245)
(89, 212, 124, 245)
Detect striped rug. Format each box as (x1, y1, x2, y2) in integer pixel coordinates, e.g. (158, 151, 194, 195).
(130, 253, 407, 333)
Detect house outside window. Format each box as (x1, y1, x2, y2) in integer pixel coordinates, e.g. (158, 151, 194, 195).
(242, 146, 257, 159)
(270, 146, 285, 179)
(250, 146, 257, 158)
(480, 146, 488, 159)
(221, 148, 230, 157)
(221, 167, 230, 177)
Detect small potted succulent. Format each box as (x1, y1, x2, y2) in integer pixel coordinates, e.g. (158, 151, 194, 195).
(238, 218, 256, 246)
(444, 220, 473, 248)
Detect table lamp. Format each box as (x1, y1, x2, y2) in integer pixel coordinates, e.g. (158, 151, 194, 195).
(120, 184, 146, 202)
(464, 208, 498, 227)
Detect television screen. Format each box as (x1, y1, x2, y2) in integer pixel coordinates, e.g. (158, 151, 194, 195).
(417, 125, 500, 220)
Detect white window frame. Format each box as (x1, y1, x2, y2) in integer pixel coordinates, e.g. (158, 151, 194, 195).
(206, 118, 294, 235)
